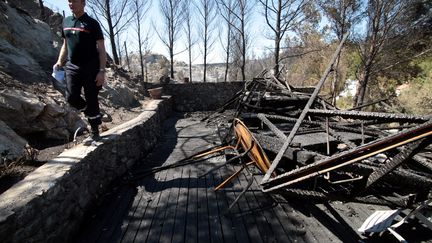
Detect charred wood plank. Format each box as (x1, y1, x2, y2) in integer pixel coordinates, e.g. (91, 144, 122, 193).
(352, 194, 415, 208)
(337, 120, 414, 129)
(271, 74, 293, 92)
(391, 168, 432, 187)
(262, 121, 432, 192)
(257, 113, 287, 140)
(365, 138, 431, 188)
(277, 188, 413, 207)
(253, 133, 326, 165)
(413, 154, 432, 173)
(291, 86, 316, 94)
(308, 109, 431, 123)
(253, 78, 292, 96)
(347, 162, 432, 188)
(243, 113, 379, 137)
(241, 103, 298, 112)
(259, 95, 311, 102)
(257, 113, 357, 150)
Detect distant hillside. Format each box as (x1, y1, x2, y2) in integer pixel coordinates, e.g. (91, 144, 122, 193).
(120, 53, 269, 83)
(121, 53, 230, 83)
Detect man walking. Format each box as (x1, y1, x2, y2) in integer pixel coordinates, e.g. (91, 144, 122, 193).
(54, 0, 107, 145)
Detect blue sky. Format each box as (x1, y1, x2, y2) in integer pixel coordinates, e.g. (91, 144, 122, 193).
(44, 0, 274, 64)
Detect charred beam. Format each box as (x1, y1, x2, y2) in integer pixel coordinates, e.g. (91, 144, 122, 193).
(244, 113, 380, 137)
(365, 138, 431, 188)
(257, 113, 357, 150)
(347, 161, 432, 188)
(253, 133, 326, 165)
(413, 154, 432, 173)
(277, 188, 413, 207)
(308, 109, 431, 123)
(262, 121, 432, 192)
(257, 113, 287, 140)
(252, 78, 292, 95)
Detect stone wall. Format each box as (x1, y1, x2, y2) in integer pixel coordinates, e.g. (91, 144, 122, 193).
(0, 98, 172, 243)
(0, 82, 243, 242)
(161, 81, 244, 112)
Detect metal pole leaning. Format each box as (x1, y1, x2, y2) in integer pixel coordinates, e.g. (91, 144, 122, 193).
(260, 32, 350, 185)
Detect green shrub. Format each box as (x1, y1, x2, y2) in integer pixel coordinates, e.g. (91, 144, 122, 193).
(336, 95, 354, 109)
(398, 81, 432, 115)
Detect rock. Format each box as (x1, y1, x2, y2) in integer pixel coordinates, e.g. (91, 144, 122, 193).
(39, 99, 87, 140)
(99, 80, 139, 108)
(43, 97, 66, 118)
(6, 0, 62, 29)
(0, 89, 87, 140)
(45, 128, 70, 142)
(0, 120, 28, 161)
(6, 0, 41, 19)
(5, 2, 56, 61)
(0, 1, 57, 83)
(63, 106, 87, 133)
(0, 89, 45, 133)
(0, 39, 47, 83)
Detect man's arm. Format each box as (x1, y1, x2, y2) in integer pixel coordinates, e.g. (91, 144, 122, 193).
(54, 39, 67, 69)
(97, 39, 107, 70)
(95, 39, 107, 86)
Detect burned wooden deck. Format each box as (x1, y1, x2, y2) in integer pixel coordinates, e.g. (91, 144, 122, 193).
(73, 113, 431, 243)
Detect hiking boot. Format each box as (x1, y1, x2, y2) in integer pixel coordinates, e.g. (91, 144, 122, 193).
(83, 131, 101, 146)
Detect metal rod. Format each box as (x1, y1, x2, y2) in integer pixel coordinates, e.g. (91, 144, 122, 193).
(215, 161, 254, 190)
(323, 100, 330, 155)
(262, 121, 432, 192)
(264, 130, 432, 192)
(227, 171, 255, 210)
(261, 32, 350, 184)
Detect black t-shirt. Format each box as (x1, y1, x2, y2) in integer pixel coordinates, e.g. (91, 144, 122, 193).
(62, 13, 104, 65)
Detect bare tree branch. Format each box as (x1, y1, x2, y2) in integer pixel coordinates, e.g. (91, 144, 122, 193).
(87, 0, 133, 64)
(258, 0, 310, 76)
(157, 0, 187, 79)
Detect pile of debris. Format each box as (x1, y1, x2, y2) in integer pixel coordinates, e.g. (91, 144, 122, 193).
(206, 39, 432, 208)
